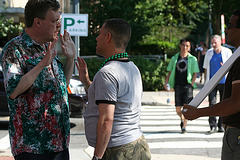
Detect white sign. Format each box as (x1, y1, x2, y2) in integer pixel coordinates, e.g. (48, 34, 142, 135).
(61, 14, 88, 36)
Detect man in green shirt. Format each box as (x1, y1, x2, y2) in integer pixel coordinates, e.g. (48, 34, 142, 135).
(165, 38, 199, 133)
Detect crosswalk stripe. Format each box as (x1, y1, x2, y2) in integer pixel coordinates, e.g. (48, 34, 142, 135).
(140, 105, 223, 150)
(144, 132, 223, 139)
(0, 134, 10, 149)
(147, 141, 222, 149)
(141, 126, 211, 132)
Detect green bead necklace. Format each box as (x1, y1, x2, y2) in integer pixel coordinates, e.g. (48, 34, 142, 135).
(99, 52, 129, 70)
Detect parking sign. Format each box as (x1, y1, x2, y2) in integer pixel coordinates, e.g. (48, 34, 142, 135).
(61, 14, 88, 36)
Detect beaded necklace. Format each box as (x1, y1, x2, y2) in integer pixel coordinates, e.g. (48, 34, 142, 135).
(99, 52, 129, 70)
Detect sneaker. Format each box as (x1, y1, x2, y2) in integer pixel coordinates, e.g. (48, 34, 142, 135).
(207, 127, 217, 134)
(180, 121, 183, 129)
(218, 127, 224, 132)
(181, 128, 186, 134)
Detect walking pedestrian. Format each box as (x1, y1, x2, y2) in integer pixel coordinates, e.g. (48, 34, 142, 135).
(164, 38, 199, 133)
(203, 35, 232, 134)
(197, 42, 207, 84)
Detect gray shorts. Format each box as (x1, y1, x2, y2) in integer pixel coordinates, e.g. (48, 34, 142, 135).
(102, 135, 151, 160)
(174, 84, 193, 106)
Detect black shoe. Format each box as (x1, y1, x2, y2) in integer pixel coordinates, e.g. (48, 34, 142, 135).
(181, 128, 186, 134)
(180, 121, 183, 129)
(207, 127, 217, 134)
(218, 127, 224, 132)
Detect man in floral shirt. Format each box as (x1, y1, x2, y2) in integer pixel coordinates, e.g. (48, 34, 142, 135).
(0, 0, 76, 159)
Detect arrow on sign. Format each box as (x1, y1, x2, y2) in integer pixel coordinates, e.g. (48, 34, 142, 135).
(77, 20, 85, 24)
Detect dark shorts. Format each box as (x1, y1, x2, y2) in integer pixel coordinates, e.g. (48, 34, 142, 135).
(222, 128, 240, 160)
(174, 84, 193, 106)
(14, 149, 69, 160)
(102, 135, 151, 160)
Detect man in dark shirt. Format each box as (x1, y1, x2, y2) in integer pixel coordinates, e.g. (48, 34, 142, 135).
(183, 9, 240, 160)
(164, 38, 199, 134)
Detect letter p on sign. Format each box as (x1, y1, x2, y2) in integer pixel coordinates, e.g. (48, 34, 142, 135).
(64, 18, 75, 30)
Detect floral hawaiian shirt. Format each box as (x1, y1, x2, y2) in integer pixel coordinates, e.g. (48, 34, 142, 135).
(0, 31, 70, 156)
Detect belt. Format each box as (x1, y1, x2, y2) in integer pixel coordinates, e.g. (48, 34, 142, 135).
(223, 124, 238, 130)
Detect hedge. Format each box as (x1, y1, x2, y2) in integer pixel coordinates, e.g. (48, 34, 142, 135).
(84, 56, 169, 91)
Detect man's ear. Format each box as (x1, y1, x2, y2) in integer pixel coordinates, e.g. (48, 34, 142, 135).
(34, 18, 41, 27)
(105, 32, 112, 43)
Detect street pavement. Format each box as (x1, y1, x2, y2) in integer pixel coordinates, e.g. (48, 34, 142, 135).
(0, 78, 223, 160)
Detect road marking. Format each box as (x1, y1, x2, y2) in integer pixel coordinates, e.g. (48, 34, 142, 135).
(0, 134, 10, 149)
(141, 105, 223, 153)
(144, 132, 223, 139)
(148, 141, 222, 149)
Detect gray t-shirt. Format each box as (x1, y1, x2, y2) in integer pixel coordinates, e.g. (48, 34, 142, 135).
(84, 60, 143, 148)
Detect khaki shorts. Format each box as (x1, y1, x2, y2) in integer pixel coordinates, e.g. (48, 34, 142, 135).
(102, 135, 151, 160)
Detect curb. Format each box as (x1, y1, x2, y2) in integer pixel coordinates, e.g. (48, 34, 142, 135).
(141, 102, 170, 106)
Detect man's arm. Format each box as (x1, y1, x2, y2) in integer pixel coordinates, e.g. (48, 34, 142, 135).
(76, 57, 92, 90)
(204, 69, 207, 84)
(191, 73, 198, 86)
(10, 40, 58, 99)
(60, 30, 76, 86)
(164, 72, 171, 90)
(183, 82, 240, 120)
(94, 103, 115, 159)
(63, 57, 74, 86)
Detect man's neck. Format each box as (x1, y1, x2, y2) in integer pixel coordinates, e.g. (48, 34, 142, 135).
(25, 28, 45, 46)
(214, 46, 222, 53)
(105, 49, 126, 59)
(180, 52, 188, 58)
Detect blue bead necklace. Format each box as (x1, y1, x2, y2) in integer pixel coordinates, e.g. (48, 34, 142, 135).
(99, 52, 128, 70)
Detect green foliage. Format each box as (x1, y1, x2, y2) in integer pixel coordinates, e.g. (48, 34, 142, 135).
(0, 7, 24, 38)
(79, 0, 142, 55)
(134, 0, 209, 56)
(132, 57, 168, 91)
(84, 58, 104, 80)
(84, 57, 169, 91)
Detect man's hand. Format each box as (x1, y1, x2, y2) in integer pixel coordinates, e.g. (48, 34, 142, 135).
(60, 29, 76, 59)
(164, 84, 169, 91)
(182, 104, 199, 120)
(40, 37, 58, 67)
(76, 57, 91, 89)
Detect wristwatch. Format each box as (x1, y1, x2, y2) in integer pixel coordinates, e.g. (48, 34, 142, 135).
(92, 155, 101, 160)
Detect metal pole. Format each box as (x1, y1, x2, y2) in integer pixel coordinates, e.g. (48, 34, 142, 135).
(208, 0, 213, 48)
(73, 0, 80, 75)
(221, 14, 225, 44)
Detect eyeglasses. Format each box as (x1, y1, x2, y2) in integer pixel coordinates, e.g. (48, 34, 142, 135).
(39, 15, 62, 25)
(226, 24, 240, 29)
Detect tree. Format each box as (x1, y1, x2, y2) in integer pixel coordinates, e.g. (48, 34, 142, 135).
(209, 0, 240, 36)
(134, 0, 209, 56)
(79, 0, 210, 56)
(79, 0, 143, 55)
